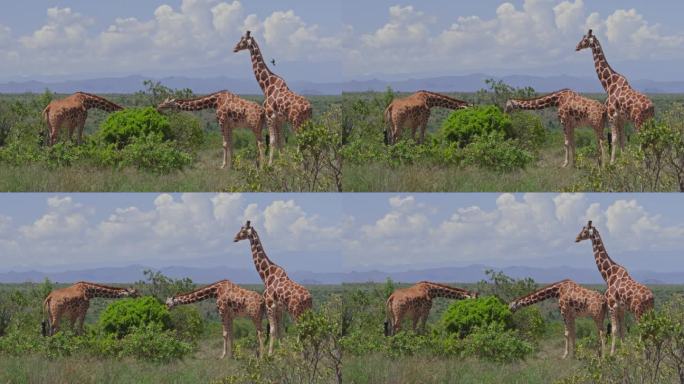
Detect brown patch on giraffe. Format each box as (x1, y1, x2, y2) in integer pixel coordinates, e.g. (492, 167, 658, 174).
(510, 279, 607, 358)
(385, 281, 476, 336)
(385, 91, 471, 145)
(43, 92, 123, 146)
(166, 279, 266, 359)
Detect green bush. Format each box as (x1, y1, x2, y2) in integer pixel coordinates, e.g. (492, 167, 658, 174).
(441, 296, 513, 337)
(119, 323, 193, 363)
(508, 111, 547, 150)
(439, 105, 513, 146)
(99, 107, 171, 148)
(120, 133, 192, 173)
(167, 112, 205, 152)
(98, 296, 171, 338)
(462, 322, 533, 363)
(169, 306, 204, 341)
(511, 306, 546, 340)
(462, 131, 534, 172)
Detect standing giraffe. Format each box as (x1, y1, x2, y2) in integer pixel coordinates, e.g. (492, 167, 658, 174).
(233, 221, 313, 355)
(158, 91, 266, 169)
(576, 29, 655, 163)
(166, 280, 266, 359)
(42, 92, 123, 145)
(42, 282, 138, 336)
(384, 91, 471, 145)
(575, 221, 654, 355)
(509, 279, 607, 358)
(505, 89, 607, 167)
(234, 31, 313, 164)
(384, 281, 477, 336)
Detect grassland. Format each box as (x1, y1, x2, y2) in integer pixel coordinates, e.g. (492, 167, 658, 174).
(1, 281, 683, 384)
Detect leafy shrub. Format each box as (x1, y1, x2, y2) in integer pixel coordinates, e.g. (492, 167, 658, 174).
(98, 296, 171, 338)
(462, 322, 533, 363)
(508, 111, 547, 150)
(120, 133, 192, 173)
(169, 306, 204, 341)
(119, 323, 192, 363)
(439, 105, 513, 146)
(441, 296, 512, 337)
(511, 306, 546, 340)
(99, 107, 171, 148)
(167, 112, 205, 152)
(462, 131, 534, 172)
(384, 331, 431, 357)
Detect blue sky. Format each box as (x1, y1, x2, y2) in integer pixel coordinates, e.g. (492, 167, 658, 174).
(0, 1, 683, 82)
(0, 193, 682, 275)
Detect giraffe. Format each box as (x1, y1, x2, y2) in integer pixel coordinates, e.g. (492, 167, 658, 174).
(384, 281, 477, 336)
(575, 220, 654, 355)
(234, 31, 313, 164)
(509, 279, 607, 358)
(166, 279, 266, 359)
(42, 92, 123, 146)
(576, 29, 655, 163)
(42, 282, 138, 336)
(158, 91, 266, 169)
(233, 220, 313, 355)
(505, 89, 607, 167)
(384, 91, 471, 145)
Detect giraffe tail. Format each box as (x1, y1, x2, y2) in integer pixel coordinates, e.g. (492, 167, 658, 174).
(383, 104, 393, 145)
(384, 296, 393, 337)
(42, 296, 52, 337)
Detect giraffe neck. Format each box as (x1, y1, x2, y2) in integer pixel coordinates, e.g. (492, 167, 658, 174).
(589, 230, 619, 282)
(421, 282, 469, 300)
(508, 90, 568, 110)
(247, 40, 277, 94)
(420, 91, 469, 110)
(79, 93, 123, 112)
(589, 39, 620, 92)
(79, 282, 126, 299)
(247, 231, 276, 282)
(511, 280, 567, 309)
(172, 93, 222, 111)
(172, 281, 223, 305)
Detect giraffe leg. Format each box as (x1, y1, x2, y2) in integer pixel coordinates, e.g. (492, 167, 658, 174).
(562, 123, 572, 168)
(568, 317, 577, 359)
(255, 129, 266, 169)
(609, 117, 619, 164)
(419, 121, 427, 145)
(568, 125, 576, 168)
(609, 306, 619, 355)
(595, 316, 606, 357)
(76, 115, 87, 145)
(267, 304, 278, 356)
(617, 306, 626, 340)
(225, 128, 234, 170)
(411, 314, 419, 332)
(596, 126, 607, 167)
(220, 316, 232, 359)
(255, 319, 265, 358)
(562, 316, 571, 359)
(267, 116, 278, 166)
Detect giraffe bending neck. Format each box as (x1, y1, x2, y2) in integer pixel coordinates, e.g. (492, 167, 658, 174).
(419, 91, 470, 110)
(169, 93, 223, 112)
(421, 282, 471, 300)
(510, 280, 568, 310)
(247, 230, 277, 281)
(588, 228, 620, 282)
(78, 282, 127, 299)
(507, 89, 568, 110)
(77, 92, 123, 112)
(170, 281, 222, 305)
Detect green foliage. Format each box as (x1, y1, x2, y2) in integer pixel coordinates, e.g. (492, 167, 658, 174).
(508, 111, 547, 151)
(462, 131, 534, 173)
(120, 133, 192, 173)
(169, 306, 204, 341)
(461, 322, 534, 363)
(98, 297, 171, 338)
(511, 306, 547, 340)
(99, 107, 172, 149)
(118, 323, 193, 363)
(476, 269, 537, 303)
(440, 296, 513, 337)
(167, 112, 205, 152)
(439, 105, 513, 146)
(475, 78, 537, 109)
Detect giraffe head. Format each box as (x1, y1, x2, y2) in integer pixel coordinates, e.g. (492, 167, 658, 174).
(120, 287, 140, 298)
(576, 29, 596, 52)
(157, 98, 178, 112)
(504, 100, 516, 113)
(165, 297, 177, 309)
(233, 220, 254, 242)
(234, 30, 254, 53)
(575, 220, 595, 243)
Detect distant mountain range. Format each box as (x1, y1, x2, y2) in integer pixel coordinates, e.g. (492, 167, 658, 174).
(2, 74, 684, 95)
(2, 264, 683, 285)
